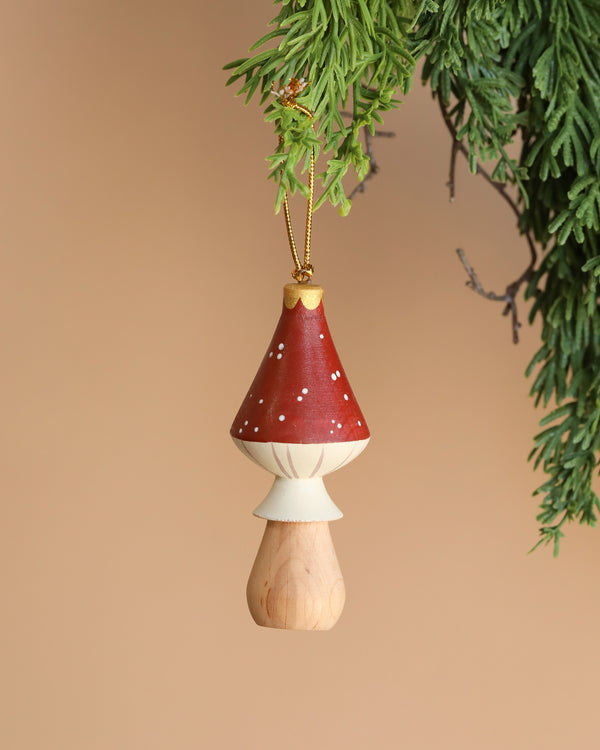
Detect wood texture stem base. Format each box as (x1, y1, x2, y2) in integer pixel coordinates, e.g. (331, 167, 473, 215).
(246, 521, 345, 630)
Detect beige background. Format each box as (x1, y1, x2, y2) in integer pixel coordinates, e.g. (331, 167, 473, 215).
(2, 3, 599, 749)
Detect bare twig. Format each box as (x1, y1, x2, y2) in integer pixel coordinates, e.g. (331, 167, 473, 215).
(456, 249, 523, 344)
(447, 138, 459, 202)
(348, 128, 385, 200)
(340, 111, 395, 201)
(438, 98, 538, 344)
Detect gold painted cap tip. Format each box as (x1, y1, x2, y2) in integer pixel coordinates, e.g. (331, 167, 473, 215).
(283, 283, 324, 310)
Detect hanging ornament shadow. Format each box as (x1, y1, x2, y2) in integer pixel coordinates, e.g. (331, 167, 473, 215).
(229, 80, 370, 630)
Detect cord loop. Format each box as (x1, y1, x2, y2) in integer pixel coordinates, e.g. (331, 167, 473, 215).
(273, 78, 315, 283)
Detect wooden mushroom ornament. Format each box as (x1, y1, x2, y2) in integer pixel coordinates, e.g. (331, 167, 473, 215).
(231, 282, 370, 630)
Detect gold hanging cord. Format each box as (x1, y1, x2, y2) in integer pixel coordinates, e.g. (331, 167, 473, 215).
(273, 78, 315, 283)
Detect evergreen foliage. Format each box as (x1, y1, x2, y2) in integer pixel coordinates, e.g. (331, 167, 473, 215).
(225, 0, 600, 553)
(224, 0, 416, 214)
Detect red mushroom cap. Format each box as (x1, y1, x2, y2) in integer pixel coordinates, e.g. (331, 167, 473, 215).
(231, 284, 370, 444)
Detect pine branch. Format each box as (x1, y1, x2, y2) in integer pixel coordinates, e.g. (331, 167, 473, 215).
(224, 0, 417, 214)
(417, 0, 600, 552)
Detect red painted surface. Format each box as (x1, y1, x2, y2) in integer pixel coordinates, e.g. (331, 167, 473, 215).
(231, 296, 370, 444)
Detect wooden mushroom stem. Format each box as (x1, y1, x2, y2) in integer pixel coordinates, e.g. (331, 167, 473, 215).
(247, 520, 345, 631)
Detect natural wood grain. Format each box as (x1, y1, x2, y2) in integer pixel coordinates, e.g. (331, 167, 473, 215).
(246, 521, 345, 630)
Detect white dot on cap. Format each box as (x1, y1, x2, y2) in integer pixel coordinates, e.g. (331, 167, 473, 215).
(357, 420, 361, 426)
(336, 370, 341, 377)
(337, 423, 342, 429)
(269, 352, 273, 358)
(254, 427, 259, 432)
(297, 396, 302, 401)
(344, 394, 349, 401)
(331, 419, 335, 423)
(302, 388, 308, 394)
(278, 343, 284, 350)
(330, 430, 334, 434)
(244, 420, 248, 425)
(259, 399, 264, 404)
(277, 353, 283, 360)
(278, 414, 285, 421)
(319, 334, 324, 339)
(331, 373, 337, 381)
(238, 428, 242, 433)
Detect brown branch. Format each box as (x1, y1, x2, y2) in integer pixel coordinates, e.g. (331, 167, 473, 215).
(340, 110, 395, 201)
(348, 128, 383, 200)
(447, 138, 459, 202)
(456, 249, 523, 344)
(438, 98, 537, 344)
